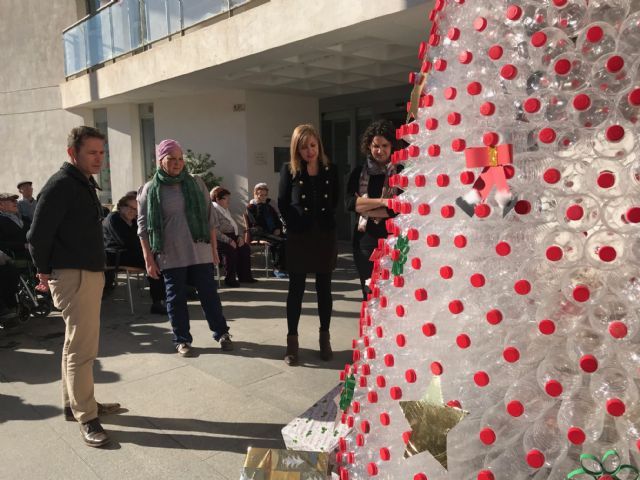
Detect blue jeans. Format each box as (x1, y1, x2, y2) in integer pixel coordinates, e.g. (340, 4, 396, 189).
(162, 263, 229, 345)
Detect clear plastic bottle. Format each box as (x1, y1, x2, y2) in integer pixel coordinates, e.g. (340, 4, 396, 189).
(557, 387, 605, 443)
(617, 86, 640, 126)
(586, 0, 630, 29)
(570, 89, 613, 129)
(590, 53, 633, 97)
(575, 22, 618, 62)
(617, 11, 640, 59)
(547, 0, 589, 37)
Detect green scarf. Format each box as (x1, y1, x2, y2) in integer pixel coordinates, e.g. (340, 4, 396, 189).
(147, 168, 211, 253)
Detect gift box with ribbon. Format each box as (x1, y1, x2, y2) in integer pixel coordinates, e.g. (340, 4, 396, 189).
(240, 447, 329, 480)
(281, 385, 352, 453)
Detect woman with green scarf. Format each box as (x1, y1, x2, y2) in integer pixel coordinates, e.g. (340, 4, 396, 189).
(138, 139, 232, 357)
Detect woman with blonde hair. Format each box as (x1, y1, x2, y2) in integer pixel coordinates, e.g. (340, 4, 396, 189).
(278, 124, 339, 365)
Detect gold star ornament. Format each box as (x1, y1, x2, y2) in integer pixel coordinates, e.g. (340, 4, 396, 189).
(399, 376, 468, 469)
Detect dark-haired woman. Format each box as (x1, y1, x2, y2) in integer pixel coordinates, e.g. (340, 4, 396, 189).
(278, 124, 339, 365)
(346, 119, 400, 300)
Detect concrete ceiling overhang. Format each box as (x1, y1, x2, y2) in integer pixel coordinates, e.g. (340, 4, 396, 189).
(62, 0, 431, 107)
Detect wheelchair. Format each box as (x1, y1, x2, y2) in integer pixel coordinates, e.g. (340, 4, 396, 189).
(0, 255, 53, 329)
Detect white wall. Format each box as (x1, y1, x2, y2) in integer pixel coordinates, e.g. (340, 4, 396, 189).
(245, 90, 320, 208)
(106, 104, 144, 202)
(154, 89, 249, 217)
(0, 0, 91, 194)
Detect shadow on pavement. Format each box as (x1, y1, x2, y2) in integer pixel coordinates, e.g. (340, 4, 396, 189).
(101, 414, 284, 453)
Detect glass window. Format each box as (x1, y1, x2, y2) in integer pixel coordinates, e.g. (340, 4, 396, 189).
(139, 104, 156, 180)
(94, 109, 112, 204)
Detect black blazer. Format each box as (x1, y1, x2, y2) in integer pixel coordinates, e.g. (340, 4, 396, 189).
(278, 162, 339, 233)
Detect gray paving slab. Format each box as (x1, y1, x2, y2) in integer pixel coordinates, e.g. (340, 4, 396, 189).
(0, 248, 361, 479)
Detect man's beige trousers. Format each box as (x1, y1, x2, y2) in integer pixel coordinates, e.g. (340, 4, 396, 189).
(49, 269, 104, 423)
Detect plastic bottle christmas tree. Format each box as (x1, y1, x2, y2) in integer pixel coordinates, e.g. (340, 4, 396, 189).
(336, 1, 640, 479)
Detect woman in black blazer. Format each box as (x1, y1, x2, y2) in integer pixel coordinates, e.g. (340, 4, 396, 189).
(278, 124, 339, 365)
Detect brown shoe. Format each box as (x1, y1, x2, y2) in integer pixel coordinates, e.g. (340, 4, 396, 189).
(319, 331, 333, 361)
(284, 335, 298, 366)
(80, 418, 110, 447)
(64, 402, 122, 421)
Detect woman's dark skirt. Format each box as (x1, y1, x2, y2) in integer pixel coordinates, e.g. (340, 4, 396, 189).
(285, 226, 337, 274)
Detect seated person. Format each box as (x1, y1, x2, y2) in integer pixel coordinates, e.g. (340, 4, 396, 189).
(210, 186, 257, 288)
(245, 182, 287, 278)
(0, 193, 30, 262)
(0, 249, 18, 318)
(103, 194, 166, 314)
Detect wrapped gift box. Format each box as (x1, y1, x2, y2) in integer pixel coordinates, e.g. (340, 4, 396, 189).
(281, 384, 352, 453)
(240, 447, 329, 480)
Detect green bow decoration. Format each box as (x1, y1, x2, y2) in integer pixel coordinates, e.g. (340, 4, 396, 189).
(339, 374, 356, 412)
(392, 235, 410, 276)
(566, 450, 639, 480)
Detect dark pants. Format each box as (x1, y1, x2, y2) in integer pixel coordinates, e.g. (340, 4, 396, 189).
(0, 263, 19, 308)
(286, 272, 332, 336)
(217, 234, 254, 282)
(253, 232, 286, 271)
(162, 263, 229, 344)
(353, 231, 379, 300)
(105, 250, 165, 303)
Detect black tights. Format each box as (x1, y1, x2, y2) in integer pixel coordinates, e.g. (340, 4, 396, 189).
(286, 272, 332, 336)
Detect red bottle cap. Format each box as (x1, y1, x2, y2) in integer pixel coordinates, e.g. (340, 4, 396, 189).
(500, 64, 518, 80)
(440, 266, 453, 279)
(586, 25, 603, 43)
(488, 45, 503, 60)
(606, 125, 625, 142)
(567, 427, 586, 445)
(566, 204, 584, 220)
(526, 449, 545, 469)
(486, 309, 503, 325)
(503, 346, 520, 363)
(478, 471, 495, 480)
(496, 241, 511, 256)
(457, 334, 471, 348)
(573, 284, 590, 302)
(422, 322, 436, 337)
(606, 55, 624, 73)
(415, 288, 428, 301)
(573, 93, 591, 111)
(405, 369, 417, 383)
(474, 17, 488, 31)
(524, 98, 541, 113)
(579, 354, 598, 373)
(448, 27, 460, 40)
(475, 203, 491, 218)
(449, 300, 464, 314)
(546, 245, 563, 261)
(554, 58, 571, 75)
(539, 127, 557, 144)
(597, 171, 615, 189)
(444, 86, 457, 100)
(545, 379, 563, 397)
(531, 31, 547, 47)
(626, 207, 640, 223)
(474, 371, 490, 386)
(608, 321, 628, 339)
(441, 205, 456, 218)
(467, 81, 482, 95)
(476, 428, 496, 448)
(543, 167, 561, 184)
(598, 245, 616, 262)
(480, 101, 496, 115)
(514, 279, 531, 295)
(448, 112, 461, 125)
(459, 51, 473, 64)
(454, 235, 467, 248)
(431, 362, 443, 375)
(470, 273, 486, 287)
(628, 88, 640, 106)
(607, 398, 626, 416)
(539, 319, 556, 335)
(506, 4, 522, 20)
(507, 400, 524, 417)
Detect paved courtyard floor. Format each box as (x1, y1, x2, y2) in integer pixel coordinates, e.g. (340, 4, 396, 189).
(0, 247, 361, 479)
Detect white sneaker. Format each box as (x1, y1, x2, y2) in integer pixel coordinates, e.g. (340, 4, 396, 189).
(176, 343, 194, 357)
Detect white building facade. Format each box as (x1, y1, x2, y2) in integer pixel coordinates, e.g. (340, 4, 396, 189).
(3, 0, 429, 238)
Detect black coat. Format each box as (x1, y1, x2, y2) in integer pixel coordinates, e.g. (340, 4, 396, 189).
(278, 162, 339, 233)
(28, 162, 106, 274)
(0, 214, 31, 260)
(246, 200, 282, 234)
(103, 211, 145, 268)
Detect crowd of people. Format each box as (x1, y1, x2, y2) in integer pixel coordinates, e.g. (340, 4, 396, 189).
(1, 118, 399, 448)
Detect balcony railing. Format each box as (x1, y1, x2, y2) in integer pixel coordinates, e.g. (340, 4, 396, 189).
(63, 0, 251, 77)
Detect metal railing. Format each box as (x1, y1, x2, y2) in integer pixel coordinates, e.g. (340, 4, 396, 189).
(63, 0, 251, 77)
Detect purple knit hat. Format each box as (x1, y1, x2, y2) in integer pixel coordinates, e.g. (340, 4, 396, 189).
(156, 139, 183, 164)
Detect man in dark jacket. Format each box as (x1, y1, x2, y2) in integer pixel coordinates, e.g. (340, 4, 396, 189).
(28, 126, 120, 448)
(0, 192, 30, 260)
